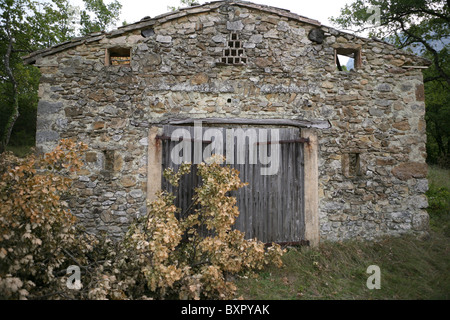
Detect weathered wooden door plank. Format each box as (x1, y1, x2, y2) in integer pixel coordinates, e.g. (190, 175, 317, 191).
(161, 125, 306, 243)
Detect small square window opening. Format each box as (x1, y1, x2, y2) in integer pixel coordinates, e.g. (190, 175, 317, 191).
(105, 47, 131, 66)
(335, 48, 361, 72)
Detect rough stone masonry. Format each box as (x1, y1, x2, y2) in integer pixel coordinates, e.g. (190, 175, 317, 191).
(24, 0, 431, 242)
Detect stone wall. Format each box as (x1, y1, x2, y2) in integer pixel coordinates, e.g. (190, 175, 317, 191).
(31, 1, 429, 240)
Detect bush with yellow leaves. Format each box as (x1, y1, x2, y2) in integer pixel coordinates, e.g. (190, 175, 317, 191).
(0, 142, 284, 300)
(0, 139, 99, 299)
(114, 155, 286, 300)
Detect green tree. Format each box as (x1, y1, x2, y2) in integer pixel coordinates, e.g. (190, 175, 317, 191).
(331, 0, 450, 166)
(425, 54, 450, 166)
(0, 0, 31, 154)
(0, 0, 122, 154)
(168, 0, 202, 12)
(79, 0, 122, 35)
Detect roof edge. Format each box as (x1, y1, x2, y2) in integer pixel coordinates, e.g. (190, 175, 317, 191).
(23, 0, 322, 64)
(22, 0, 431, 67)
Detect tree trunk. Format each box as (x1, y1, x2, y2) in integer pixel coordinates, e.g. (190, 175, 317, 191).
(0, 14, 19, 154)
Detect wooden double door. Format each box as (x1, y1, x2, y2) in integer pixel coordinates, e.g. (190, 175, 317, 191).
(160, 124, 306, 244)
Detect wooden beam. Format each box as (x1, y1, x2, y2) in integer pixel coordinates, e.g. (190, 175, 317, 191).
(302, 128, 320, 247)
(168, 117, 332, 129)
(147, 127, 163, 204)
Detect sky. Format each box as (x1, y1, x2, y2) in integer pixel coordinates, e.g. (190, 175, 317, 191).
(117, 0, 355, 29)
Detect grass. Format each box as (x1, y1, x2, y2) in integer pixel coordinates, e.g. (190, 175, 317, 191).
(235, 165, 450, 300)
(427, 165, 450, 236)
(5, 145, 34, 158)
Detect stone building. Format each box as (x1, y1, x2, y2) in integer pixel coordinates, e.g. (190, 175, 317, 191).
(23, 0, 431, 245)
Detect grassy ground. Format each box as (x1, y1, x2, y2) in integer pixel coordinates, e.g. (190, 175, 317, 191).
(235, 166, 450, 300)
(427, 165, 450, 237)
